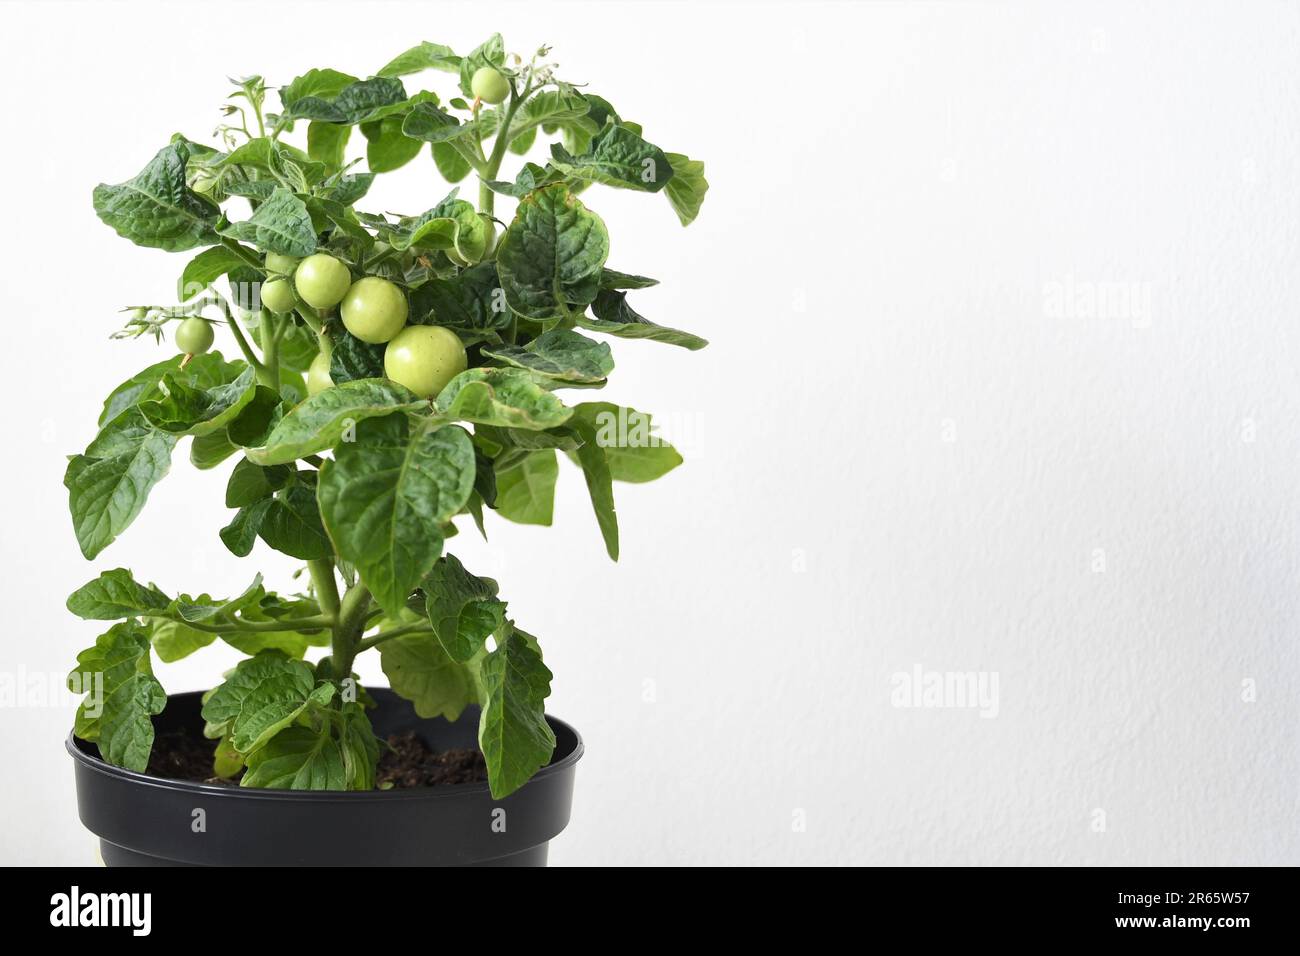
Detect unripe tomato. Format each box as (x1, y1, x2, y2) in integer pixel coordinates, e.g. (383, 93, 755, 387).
(306, 350, 333, 396)
(176, 317, 215, 355)
(471, 67, 510, 104)
(295, 254, 353, 310)
(383, 325, 467, 398)
(340, 276, 408, 344)
(265, 252, 299, 276)
(261, 277, 296, 314)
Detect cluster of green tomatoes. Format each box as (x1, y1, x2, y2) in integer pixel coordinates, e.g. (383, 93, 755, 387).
(175, 251, 471, 401)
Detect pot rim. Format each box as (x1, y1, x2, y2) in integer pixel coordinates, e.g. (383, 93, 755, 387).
(66, 690, 584, 803)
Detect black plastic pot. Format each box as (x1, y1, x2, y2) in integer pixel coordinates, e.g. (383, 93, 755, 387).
(68, 689, 582, 867)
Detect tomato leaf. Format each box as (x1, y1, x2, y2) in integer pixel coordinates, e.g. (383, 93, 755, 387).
(423, 554, 504, 662)
(67, 622, 166, 772)
(435, 367, 573, 430)
(317, 416, 476, 616)
(664, 151, 708, 226)
(64, 409, 178, 560)
(218, 188, 318, 257)
(201, 651, 333, 753)
(577, 289, 709, 350)
(570, 415, 619, 560)
(549, 124, 673, 193)
(494, 449, 558, 526)
(377, 41, 461, 78)
(378, 630, 481, 721)
(566, 402, 682, 483)
(93, 141, 219, 251)
(245, 379, 424, 466)
(481, 329, 613, 386)
(477, 626, 555, 799)
(495, 184, 609, 323)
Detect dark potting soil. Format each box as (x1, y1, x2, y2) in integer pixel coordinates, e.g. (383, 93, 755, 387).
(145, 728, 488, 789)
(376, 731, 488, 788)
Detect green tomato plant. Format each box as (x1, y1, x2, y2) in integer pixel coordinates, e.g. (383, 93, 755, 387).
(64, 37, 708, 797)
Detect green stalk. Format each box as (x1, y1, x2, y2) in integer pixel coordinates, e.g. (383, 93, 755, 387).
(478, 84, 527, 217)
(356, 622, 432, 653)
(331, 583, 372, 680)
(257, 308, 280, 390)
(307, 559, 341, 621)
(176, 615, 332, 635)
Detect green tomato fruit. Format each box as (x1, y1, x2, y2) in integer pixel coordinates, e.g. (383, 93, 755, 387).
(383, 325, 467, 399)
(261, 277, 296, 314)
(175, 317, 215, 355)
(294, 254, 353, 310)
(471, 67, 510, 104)
(265, 252, 299, 276)
(307, 350, 333, 396)
(340, 276, 408, 344)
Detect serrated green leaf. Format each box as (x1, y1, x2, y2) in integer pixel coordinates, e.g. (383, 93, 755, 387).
(478, 627, 555, 798)
(241, 725, 345, 789)
(66, 567, 170, 620)
(435, 367, 573, 430)
(178, 245, 250, 300)
(282, 76, 409, 125)
(378, 631, 480, 721)
(494, 449, 558, 525)
(664, 151, 708, 226)
(549, 124, 672, 193)
(245, 378, 423, 466)
(423, 554, 503, 662)
(571, 416, 619, 560)
(218, 188, 318, 257)
(93, 142, 219, 251)
(362, 115, 423, 172)
(482, 329, 613, 385)
(138, 364, 259, 437)
(378, 41, 461, 78)
(65, 409, 178, 559)
(568, 402, 683, 483)
(68, 622, 166, 772)
(200, 651, 333, 754)
(407, 262, 511, 338)
(318, 416, 476, 615)
(496, 184, 609, 322)
(577, 289, 709, 350)
(307, 121, 351, 171)
(148, 618, 216, 663)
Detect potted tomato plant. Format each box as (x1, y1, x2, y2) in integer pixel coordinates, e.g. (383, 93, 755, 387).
(64, 36, 707, 867)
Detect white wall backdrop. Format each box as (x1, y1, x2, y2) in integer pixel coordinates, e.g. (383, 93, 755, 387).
(1, 0, 1297, 865)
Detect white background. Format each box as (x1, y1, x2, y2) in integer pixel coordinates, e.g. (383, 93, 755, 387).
(1, 0, 1297, 866)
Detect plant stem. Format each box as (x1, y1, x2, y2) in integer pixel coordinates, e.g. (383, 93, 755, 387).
(307, 559, 341, 621)
(356, 623, 432, 653)
(173, 615, 332, 635)
(331, 583, 372, 679)
(258, 308, 280, 390)
(478, 85, 527, 217)
(222, 305, 263, 372)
